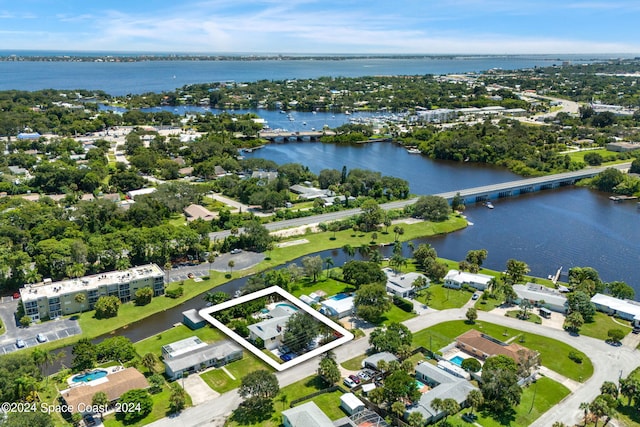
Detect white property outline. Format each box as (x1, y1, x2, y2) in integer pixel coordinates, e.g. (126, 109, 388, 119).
(199, 286, 354, 371)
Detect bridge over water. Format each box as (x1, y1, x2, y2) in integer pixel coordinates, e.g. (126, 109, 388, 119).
(434, 163, 630, 205)
(259, 130, 336, 142)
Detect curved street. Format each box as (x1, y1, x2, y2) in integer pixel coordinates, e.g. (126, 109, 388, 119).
(147, 301, 640, 427)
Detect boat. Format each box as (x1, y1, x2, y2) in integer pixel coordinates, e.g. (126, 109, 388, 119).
(302, 121, 307, 125)
(484, 201, 494, 209)
(407, 148, 421, 154)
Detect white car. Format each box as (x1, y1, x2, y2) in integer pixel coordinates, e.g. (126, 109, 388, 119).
(36, 333, 48, 343)
(343, 377, 357, 388)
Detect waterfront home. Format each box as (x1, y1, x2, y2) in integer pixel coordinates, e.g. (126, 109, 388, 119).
(513, 283, 568, 313)
(383, 268, 430, 298)
(591, 293, 640, 327)
(407, 362, 477, 424)
(60, 368, 148, 414)
(20, 264, 164, 321)
(164, 340, 243, 380)
(443, 270, 493, 291)
(319, 294, 355, 319)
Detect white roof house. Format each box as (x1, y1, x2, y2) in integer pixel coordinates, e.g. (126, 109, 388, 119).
(126, 187, 157, 199)
(247, 304, 298, 350)
(282, 401, 334, 427)
(320, 295, 354, 319)
(408, 362, 477, 424)
(444, 270, 493, 290)
(383, 268, 430, 298)
(362, 352, 398, 370)
(340, 393, 365, 415)
(513, 283, 568, 313)
(591, 293, 640, 325)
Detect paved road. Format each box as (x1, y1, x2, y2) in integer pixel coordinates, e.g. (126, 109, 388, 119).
(147, 302, 640, 427)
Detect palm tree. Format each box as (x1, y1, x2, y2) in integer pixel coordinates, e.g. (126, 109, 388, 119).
(430, 397, 445, 417)
(324, 257, 334, 278)
(407, 411, 424, 427)
(342, 244, 355, 258)
(74, 293, 87, 313)
(391, 401, 406, 419)
(228, 260, 235, 275)
(141, 352, 159, 373)
(25, 268, 42, 284)
(164, 261, 172, 283)
(66, 263, 86, 279)
(207, 252, 216, 275)
(92, 391, 109, 420)
(579, 401, 591, 426)
(115, 256, 131, 271)
(467, 389, 484, 415)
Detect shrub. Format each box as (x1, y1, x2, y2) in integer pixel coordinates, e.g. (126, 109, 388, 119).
(165, 286, 184, 299)
(392, 295, 414, 313)
(568, 351, 583, 364)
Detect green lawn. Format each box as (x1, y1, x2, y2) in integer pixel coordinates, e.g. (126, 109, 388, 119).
(134, 324, 224, 358)
(468, 377, 570, 427)
(200, 352, 270, 393)
(579, 311, 632, 341)
(289, 276, 354, 298)
(276, 376, 343, 419)
(419, 284, 474, 310)
(412, 320, 593, 382)
(379, 304, 416, 324)
(505, 310, 542, 324)
(102, 383, 192, 427)
(341, 354, 367, 371)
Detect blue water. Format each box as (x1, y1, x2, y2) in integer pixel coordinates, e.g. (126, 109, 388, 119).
(415, 379, 428, 390)
(330, 293, 349, 301)
(275, 303, 299, 311)
(71, 369, 108, 383)
(450, 356, 465, 367)
(0, 54, 608, 95)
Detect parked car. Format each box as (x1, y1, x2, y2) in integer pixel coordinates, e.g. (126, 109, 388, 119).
(230, 248, 242, 254)
(357, 371, 371, 381)
(36, 333, 48, 343)
(83, 414, 97, 426)
(633, 327, 640, 335)
(343, 377, 357, 388)
(15, 339, 26, 348)
(348, 374, 361, 384)
(471, 293, 480, 300)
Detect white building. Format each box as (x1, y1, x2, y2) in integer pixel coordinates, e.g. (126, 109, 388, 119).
(320, 295, 354, 318)
(282, 402, 334, 427)
(247, 305, 297, 350)
(444, 270, 493, 291)
(340, 393, 365, 415)
(513, 283, 568, 313)
(383, 268, 430, 298)
(126, 187, 157, 199)
(591, 293, 640, 326)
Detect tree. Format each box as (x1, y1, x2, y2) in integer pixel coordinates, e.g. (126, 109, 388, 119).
(283, 312, 319, 353)
(619, 377, 640, 406)
(74, 293, 87, 312)
(412, 195, 450, 221)
(341, 260, 386, 287)
(413, 243, 437, 268)
(407, 411, 424, 427)
(480, 355, 522, 413)
(465, 307, 478, 324)
(607, 328, 625, 345)
(134, 286, 153, 306)
(589, 394, 614, 427)
(318, 355, 340, 385)
(168, 383, 187, 413)
(391, 400, 406, 419)
(467, 389, 484, 415)
(227, 259, 235, 275)
(383, 370, 420, 403)
(141, 352, 159, 373)
(0, 411, 54, 427)
(238, 370, 279, 400)
(600, 381, 619, 399)
(72, 338, 97, 372)
(606, 281, 635, 300)
(324, 256, 334, 278)
(359, 199, 383, 232)
(92, 391, 109, 420)
(117, 389, 153, 423)
(442, 398, 461, 421)
(94, 295, 121, 319)
(301, 255, 323, 282)
(563, 311, 584, 334)
(461, 357, 481, 373)
(504, 258, 529, 284)
(466, 249, 488, 267)
(369, 323, 413, 354)
(566, 291, 596, 322)
(354, 283, 391, 323)
(96, 336, 136, 363)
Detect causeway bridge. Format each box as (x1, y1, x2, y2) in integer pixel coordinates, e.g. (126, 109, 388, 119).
(434, 163, 630, 205)
(258, 130, 335, 142)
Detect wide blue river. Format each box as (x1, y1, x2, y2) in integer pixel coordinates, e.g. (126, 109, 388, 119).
(3, 53, 638, 295)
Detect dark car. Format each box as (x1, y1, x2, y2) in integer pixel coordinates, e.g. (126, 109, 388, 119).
(83, 414, 97, 426)
(348, 374, 361, 384)
(633, 328, 640, 335)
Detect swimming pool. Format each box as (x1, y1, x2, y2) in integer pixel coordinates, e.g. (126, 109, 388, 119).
(71, 369, 108, 383)
(415, 379, 428, 391)
(275, 303, 299, 311)
(330, 293, 348, 301)
(449, 355, 465, 366)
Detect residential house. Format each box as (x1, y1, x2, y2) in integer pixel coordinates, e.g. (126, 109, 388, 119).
(513, 283, 568, 313)
(361, 352, 398, 370)
(455, 329, 538, 363)
(407, 362, 477, 424)
(182, 309, 207, 330)
(60, 368, 149, 414)
(591, 293, 640, 326)
(183, 204, 217, 221)
(383, 268, 430, 298)
(247, 304, 297, 350)
(444, 270, 493, 291)
(320, 295, 354, 319)
(164, 340, 243, 380)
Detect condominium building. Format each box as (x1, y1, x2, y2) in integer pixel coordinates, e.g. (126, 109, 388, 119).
(20, 264, 164, 321)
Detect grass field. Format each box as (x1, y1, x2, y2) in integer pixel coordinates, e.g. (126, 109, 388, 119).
(412, 320, 593, 382)
(419, 284, 475, 310)
(200, 352, 270, 393)
(579, 311, 632, 341)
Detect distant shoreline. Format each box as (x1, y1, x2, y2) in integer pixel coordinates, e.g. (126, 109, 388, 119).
(0, 53, 614, 63)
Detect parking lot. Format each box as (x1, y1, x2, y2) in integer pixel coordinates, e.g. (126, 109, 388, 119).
(0, 298, 81, 354)
(167, 251, 265, 283)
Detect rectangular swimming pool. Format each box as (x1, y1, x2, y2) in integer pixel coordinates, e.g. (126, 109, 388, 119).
(330, 293, 349, 301)
(449, 355, 465, 366)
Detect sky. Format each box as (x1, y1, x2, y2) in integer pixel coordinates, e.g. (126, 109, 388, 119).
(1, 0, 639, 54)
